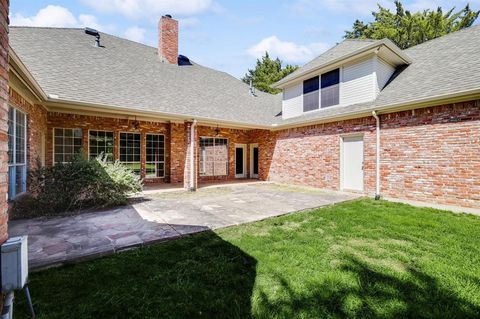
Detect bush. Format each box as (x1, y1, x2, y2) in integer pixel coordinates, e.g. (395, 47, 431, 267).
(11, 154, 143, 219)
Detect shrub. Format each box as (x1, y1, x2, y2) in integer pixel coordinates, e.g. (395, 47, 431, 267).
(11, 153, 143, 219)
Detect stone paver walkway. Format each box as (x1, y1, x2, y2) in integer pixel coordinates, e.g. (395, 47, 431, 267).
(9, 182, 360, 270)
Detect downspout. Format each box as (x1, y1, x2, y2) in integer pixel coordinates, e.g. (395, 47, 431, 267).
(190, 119, 197, 191)
(372, 111, 381, 200)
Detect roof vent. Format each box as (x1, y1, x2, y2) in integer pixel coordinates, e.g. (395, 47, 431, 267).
(85, 27, 101, 47)
(178, 55, 192, 66)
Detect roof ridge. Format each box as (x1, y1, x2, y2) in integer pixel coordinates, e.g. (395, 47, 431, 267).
(10, 26, 84, 30)
(343, 38, 377, 42)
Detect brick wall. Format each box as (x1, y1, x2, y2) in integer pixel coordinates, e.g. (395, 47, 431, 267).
(380, 101, 480, 208)
(46, 112, 171, 181)
(252, 100, 480, 209)
(251, 117, 377, 193)
(9, 88, 48, 169)
(16, 98, 480, 209)
(169, 122, 186, 183)
(0, 0, 8, 244)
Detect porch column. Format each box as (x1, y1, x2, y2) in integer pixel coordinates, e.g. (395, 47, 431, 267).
(183, 120, 198, 190)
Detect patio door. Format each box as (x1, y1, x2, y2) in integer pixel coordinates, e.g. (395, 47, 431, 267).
(250, 144, 259, 178)
(235, 144, 246, 178)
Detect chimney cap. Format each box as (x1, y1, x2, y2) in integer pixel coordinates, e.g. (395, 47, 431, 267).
(164, 14, 172, 18)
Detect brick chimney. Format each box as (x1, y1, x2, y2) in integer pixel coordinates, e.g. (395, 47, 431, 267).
(158, 15, 178, 64)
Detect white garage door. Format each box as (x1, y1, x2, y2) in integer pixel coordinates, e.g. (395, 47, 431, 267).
(342, 136, 364, 191)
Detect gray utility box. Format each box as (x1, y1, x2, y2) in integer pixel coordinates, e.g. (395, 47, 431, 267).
(1, 236, 28, 292)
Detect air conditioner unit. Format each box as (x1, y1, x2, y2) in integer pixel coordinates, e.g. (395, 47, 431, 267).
(1, 236, 28, 292)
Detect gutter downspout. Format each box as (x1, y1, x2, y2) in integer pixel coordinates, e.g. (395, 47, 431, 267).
(372, 111, 381, 200)
(190, 119, 197, 191)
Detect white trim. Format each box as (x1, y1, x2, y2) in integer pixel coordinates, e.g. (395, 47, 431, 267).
(340, 133, 364, 192)
(249, 143, 259, 178)
(235, 143, 247, 178)
(273, 40, 411, 89)
(372, 111, 381, 198)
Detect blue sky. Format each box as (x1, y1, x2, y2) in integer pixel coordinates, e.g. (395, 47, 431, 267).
(10, 0, 480, 78)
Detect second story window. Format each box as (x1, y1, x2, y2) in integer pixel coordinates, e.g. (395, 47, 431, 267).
(303, 76, 319, 112)
(321, 69, 340, 108)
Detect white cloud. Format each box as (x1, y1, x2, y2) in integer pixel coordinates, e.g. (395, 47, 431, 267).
(178, 17, 200, 28)
(11, 5, 78, 27)
(82, 0, 216, 19)
(11, 5, 112, 31)
(247, 36, 330, 64)
(124, 26, 146, 43)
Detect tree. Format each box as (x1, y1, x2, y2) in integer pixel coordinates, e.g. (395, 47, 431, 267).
(242, 52, 298, 94)
(345, 1, 479, 49)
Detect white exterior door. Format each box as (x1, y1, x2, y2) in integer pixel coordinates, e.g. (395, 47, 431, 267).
(342, 136, 364, 191)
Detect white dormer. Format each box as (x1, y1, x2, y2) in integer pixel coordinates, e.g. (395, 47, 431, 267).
(273, 39, 411, 119)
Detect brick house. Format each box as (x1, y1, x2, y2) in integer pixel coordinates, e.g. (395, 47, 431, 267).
(5, 16, 480, 210)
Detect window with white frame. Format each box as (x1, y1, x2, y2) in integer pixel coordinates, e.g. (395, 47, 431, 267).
(53, 128, 83, 164)
(200, 137, 228, 176)
(119, 132, 141, 174)
(321, 68, 340, 108)
(146, 134, 165, 178)
(8, 107, 27, 199)
(303, 76, 319, 112)
(89, 130, 114, 161)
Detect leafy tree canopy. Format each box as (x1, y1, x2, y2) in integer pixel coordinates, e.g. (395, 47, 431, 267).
(345, 1, 479, 49)
(242, 52, 298, 94)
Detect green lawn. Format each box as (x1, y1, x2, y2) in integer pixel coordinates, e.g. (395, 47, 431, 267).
(14, 199, 480, 318)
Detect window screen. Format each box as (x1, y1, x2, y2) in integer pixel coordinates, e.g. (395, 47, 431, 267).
(303, 76, 319, 112)
(200, 137, 228, 176)
(321, 69, 340, 108)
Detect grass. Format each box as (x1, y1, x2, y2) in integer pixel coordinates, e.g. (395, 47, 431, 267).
(14, 199, 480, 318)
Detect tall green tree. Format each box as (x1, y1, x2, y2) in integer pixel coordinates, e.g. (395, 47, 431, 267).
(242, 52, 298, 94)
(345, 1, 479, 49)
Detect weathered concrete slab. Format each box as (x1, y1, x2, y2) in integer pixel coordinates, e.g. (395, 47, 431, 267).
(9, 182, 360, 270)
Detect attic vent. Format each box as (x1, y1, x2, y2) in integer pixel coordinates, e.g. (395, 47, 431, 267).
(85, 27, 101, 47)
(178, 55, 192, 66)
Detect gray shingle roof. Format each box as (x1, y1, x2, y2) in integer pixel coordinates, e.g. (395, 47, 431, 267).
(9, 25, 480, 128)
(10, 27, 281, 126)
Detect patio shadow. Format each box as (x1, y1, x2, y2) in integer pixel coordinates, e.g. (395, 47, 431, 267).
(14, 230, 257, 319)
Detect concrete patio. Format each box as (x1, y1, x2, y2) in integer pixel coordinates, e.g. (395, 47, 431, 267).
(9, 182, 360, 270)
